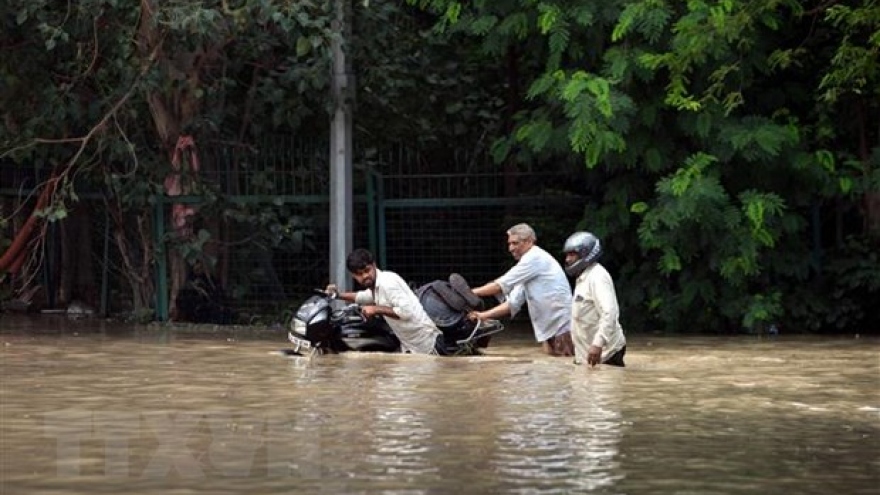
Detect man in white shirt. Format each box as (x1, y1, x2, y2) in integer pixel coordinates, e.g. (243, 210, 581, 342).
(467, 223, 575, 356)
(562, 231, 626, 367)
(326, 249, 446, 355)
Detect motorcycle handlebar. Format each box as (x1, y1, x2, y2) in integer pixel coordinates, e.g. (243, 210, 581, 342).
(314, 288, 337, 299)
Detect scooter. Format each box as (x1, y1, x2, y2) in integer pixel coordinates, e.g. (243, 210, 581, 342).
(286, 274, 504, 356)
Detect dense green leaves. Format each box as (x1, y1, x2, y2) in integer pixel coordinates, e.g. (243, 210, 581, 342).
(3, 0, 877, 332)
(410, 0, 878, 333)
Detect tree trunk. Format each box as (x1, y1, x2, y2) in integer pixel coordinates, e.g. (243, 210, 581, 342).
(0, 175, 56, 272)
(136, 0, 228, 321)
(111, 207, 156, 317)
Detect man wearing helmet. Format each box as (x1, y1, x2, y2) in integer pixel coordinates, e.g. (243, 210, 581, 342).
(467, 223, 575, 356)
(562, 231, 627, 367)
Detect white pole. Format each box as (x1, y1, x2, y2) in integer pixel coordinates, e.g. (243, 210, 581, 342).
(329, 0, 353, 290)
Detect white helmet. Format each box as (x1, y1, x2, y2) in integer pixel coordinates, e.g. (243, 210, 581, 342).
(562, 231, 602, 277)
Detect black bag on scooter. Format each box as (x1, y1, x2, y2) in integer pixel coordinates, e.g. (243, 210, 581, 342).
(415, 274, 494, 350)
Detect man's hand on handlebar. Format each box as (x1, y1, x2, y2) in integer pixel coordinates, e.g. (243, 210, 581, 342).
(324, 284, 338, 298)
(468, 310, 487, 322)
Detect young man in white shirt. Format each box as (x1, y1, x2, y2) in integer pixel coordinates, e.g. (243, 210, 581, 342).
(326, 249, 447, 355)
(562, 231, 626, 367)
(467, 223, 575, 356)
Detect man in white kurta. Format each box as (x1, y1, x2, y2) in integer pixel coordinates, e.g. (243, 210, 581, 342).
(494, 246, 572, 342)
(570, 261, 626, 367)
(469, 223, 574, 355)
(329, 249, 443, 355)
(353, 268, 442, 354)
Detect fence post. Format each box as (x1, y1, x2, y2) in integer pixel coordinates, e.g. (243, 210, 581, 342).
(153, 197, 168, 321)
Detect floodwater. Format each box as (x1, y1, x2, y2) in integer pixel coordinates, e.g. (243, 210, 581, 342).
(1, 316, 878, 495)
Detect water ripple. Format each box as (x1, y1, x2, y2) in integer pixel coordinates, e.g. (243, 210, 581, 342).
(1, 328, 878, 494)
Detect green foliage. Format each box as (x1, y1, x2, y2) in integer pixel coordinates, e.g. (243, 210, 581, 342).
(409, 0, 878, 334)
(821, 237, 880, 331)
(3, 0, 877, 332)
(176, 228, 215, 267)
(353, 1, 506, 147)
(723, 117, 799, 161)
(221, 201, 319, 304)
(613, 0, 673, 43)
(786, 236, 880, 333)
(741, 291, 784, 331)
(1, 0, 336, 318)
(819, 1, 880, 103)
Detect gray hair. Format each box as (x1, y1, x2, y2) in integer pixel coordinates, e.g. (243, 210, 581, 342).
(507, 223, 536, 243)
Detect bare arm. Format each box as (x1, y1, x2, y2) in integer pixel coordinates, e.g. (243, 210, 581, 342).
(468, 301, 511, 321)
(325, 284, 403, 320)
(337, 292, 357, 303)
(361, 304, 400, 319)
(471, 282, 502, 298)
(325, 284, 358, 303)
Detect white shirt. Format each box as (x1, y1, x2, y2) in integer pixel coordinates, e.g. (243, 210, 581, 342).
(495, 245, 571, 342)
(571, 263, 626, 363)
(354, 268, 441, 355)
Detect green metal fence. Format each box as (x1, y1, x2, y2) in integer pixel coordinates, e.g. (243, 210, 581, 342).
(2, 140, 587, 323)
(151, 139, 376, 322)
(375, 173, 586, 290)
(366, 145, 587, 289)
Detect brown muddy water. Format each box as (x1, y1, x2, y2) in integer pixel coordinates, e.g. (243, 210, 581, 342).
(1, 315, 878, 494)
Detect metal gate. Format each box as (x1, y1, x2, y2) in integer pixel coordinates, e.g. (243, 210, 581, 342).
(371, 169, 586, 291)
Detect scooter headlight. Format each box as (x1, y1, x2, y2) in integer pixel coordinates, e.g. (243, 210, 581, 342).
(291, 318, 308, 336)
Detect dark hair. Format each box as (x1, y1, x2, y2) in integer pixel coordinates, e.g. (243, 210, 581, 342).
(346, 248, 375, 272)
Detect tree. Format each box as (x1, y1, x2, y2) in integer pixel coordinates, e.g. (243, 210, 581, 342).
(1, 0, 334, 318)
(409, 0, 878, 333)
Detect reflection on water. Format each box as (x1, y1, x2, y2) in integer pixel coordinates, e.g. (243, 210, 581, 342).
(1, 315, 878, 494)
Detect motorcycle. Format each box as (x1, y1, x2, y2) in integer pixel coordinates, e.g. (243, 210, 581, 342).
(286, 274, 504, 356)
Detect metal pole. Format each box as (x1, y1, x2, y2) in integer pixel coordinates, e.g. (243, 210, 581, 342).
(329, 0, 353, 290)
(367, 170, 377, 255)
